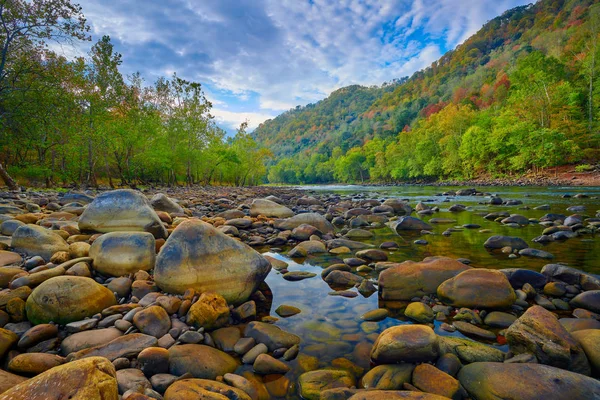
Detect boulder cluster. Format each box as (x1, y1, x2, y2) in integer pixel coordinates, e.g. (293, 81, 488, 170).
(0, 185, 598, 399)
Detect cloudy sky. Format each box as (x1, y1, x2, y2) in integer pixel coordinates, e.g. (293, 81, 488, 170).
(73, 0, 532, 131)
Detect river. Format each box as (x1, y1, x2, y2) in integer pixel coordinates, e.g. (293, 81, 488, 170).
(251, 185, 600, 397)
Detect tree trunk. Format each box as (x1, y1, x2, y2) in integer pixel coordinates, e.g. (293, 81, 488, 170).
(0, 163, 18, 190)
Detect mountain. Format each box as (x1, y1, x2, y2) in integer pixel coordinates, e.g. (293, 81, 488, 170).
(253, 0, 600, 183)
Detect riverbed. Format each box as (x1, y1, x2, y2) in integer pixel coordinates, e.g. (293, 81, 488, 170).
(253, 185, 600, 397)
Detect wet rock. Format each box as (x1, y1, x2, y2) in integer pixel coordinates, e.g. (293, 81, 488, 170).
(355, 249, 387, 261)
(244, 321, 301, 352)
(483, 235, 528, 250)
(168, 344, 238, 379)
(0, 327, 18, 358)
(349, 392, 450, 399)
(11, 224, 69, 261)
(379, 257, 471, 300)
(89, 232, 156, 277)
(361, 309, 389, 322)
(559, 318, 600, 332)
(324, 270, 363, 287)
(298, 369, 355, 400)
(389, 216, 433, 232)
(275, 304, 301, 317)
(458, 362, 600, 400)
(326, 238, 374, 250)
(26, 276, 116, 325)
(437, 269, 516, 309)
(79, 189, 167, 238)
(505, 305, 590, 375)
(283, 271, 317, 281)
(155, 220, 271, 305)
(0, 356, 118, 399)
(186, 292, 230, 331)
(371, 325, 438, 364)
(361, 364, 414, 390)
(164, 378, 252, 400)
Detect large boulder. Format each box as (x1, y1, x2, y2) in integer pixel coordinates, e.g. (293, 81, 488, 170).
(89, 232, 156, 277)
(26, 276, 116, 325)
(458, 362, 600, 400)
(437, 269, 516, 309)
(250, 199, 294, 218)
(382, 199, 412, 215)
(541, 264, 600, 290)
(505, 305, 590, 375)
(379, 257, 471, 300)
(78, 189, 167, 239)
(164, 379, 251, 400)
(154, 220, 271, 305)
(0, 357, 118, 400)
(11, 224, 69, 261)
(371, 325, 438, 364)
(168, 344, 238, 379)
(274, 213, 334, 233)
(150, 193, 184, 214)
(389, 216, 432, 232)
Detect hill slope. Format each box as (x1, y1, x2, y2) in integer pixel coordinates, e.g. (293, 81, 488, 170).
(253, 0, 600, 183)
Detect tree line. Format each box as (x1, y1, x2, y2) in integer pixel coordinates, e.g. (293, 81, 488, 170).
(263, 0, 600, 184)
(0, 0, 271, 189)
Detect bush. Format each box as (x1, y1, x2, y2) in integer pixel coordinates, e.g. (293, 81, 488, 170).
(575, 164, 595, 172)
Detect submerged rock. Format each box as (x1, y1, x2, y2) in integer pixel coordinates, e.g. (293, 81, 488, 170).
(154, 220, 271, 305)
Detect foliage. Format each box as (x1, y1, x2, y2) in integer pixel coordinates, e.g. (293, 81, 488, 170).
(0, 2, 271, 187)
(257, 0, 600, 183)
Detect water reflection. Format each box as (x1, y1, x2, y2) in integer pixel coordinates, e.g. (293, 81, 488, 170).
(256, 185, 599, 398)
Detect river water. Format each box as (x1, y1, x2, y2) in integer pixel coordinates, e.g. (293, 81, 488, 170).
(251, 185, 600, 397)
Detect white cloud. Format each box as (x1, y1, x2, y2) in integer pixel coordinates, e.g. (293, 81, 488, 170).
(75, 0, 531, 129)
(211, 108, 278, 131)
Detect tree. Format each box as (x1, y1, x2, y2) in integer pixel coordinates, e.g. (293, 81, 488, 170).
(0, 0, 88, 188)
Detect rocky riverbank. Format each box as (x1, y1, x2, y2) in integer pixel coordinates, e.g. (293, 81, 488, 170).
(0, 185, 598, 399)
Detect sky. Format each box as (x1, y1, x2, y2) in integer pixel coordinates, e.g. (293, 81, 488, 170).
(70, 0, 533, 132)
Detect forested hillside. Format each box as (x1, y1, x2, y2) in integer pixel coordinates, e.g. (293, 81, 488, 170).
(0, 0, 271, 189)
(255, 0, 600, 184)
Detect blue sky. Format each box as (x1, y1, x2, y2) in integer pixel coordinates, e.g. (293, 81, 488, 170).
(71, 0, 532, 132)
